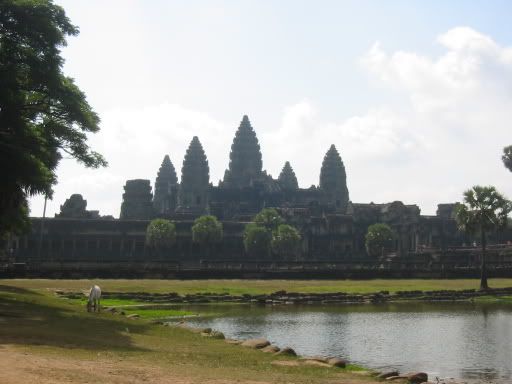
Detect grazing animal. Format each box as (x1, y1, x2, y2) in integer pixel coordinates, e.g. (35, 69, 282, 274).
(87, 285, 102, 312)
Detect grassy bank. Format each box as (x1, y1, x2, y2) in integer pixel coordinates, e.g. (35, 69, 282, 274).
(3, 278, 512, 295)
(0, 281, 377, 384)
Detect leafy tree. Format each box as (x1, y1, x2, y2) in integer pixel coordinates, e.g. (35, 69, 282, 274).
(503, 145, 512, 172)
(455, 186, 512, 290)
(365, 223, 394, 257)
(191, 215, 223, 256)
(146, 219, 176, 250)
(243, 223, 271, 258)
(271, 224, 301, 259)
(0, 0, 106, 236)
(253, 208, 284, 232)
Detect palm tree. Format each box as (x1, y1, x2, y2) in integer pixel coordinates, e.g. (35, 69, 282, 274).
(455, 186, 511, 290)
(191, 215, 223, 259)
(145, 219, 177, 258)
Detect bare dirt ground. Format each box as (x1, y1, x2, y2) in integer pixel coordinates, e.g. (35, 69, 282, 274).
(0, 344, 379, 384)
(0, 345, 274, 384)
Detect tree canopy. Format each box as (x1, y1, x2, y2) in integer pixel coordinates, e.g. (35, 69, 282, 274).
(0, 0, 106, 236)
(503, 145, 512, 172)
(455, 186, 511, 234)
(455, 185, 512, 290)
(244, 208, 301, 259)
(365, 223, 394, 257)
(271, 224, 301, 259)
(253, 208, 284, 232)
(191, 215, 223, 246)
(243, 223, 271, 258)
(145, 219, 177, 249)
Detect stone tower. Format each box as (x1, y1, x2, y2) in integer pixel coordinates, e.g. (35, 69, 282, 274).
(120, 179, 154, 219)
(319, 145, 349, 213)
(55, 194, 100, 219)
(223, 115, 263, 188)
(153, 155, 178, 215)
(178, 136, 210, 213)
(57, 194, 88, 218)
(278, 161, 298, 190)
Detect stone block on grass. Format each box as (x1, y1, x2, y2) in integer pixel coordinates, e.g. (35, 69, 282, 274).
(261, 345, 280, 353)
(327, 357, 347, 368)
(275, 347, 296, 356)
(241, 338, 270, 349)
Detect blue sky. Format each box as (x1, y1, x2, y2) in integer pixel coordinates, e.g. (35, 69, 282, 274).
(30, 1, 512, 217)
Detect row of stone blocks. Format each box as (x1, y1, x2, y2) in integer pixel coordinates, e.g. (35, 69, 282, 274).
(61, 286, 512, 305)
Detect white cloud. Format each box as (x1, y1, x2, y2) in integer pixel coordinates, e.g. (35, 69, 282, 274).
(361, 27, 512, 115)
(358, 27, 512, 210)
(336, 108, 417, 159)
(265, 27, 512, 212)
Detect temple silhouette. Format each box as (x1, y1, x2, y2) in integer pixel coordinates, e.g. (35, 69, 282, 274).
(120, 115, 350, 221)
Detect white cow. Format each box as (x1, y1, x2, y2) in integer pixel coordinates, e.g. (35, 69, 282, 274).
(87, 285, 102, 312)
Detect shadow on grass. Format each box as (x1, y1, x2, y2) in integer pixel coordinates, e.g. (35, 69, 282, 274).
(0, 284, 41, 295)
(0, 293, 150, 352)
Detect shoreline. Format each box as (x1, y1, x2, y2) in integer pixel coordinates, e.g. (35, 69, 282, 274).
(165, 321, 431, 383)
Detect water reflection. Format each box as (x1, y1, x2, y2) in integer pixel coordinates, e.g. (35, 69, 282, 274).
(186, 302, 512, 383)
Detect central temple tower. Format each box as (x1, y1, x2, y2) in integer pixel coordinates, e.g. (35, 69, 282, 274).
(222, 115, 263, 188)
(320, 145, 349, 213)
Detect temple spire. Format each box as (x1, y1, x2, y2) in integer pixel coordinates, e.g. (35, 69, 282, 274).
(223, 115, 263, 188)
(178, 136, 210, 213)
(278, 161, 298, 190)
(319, 144, 349, 212)
(153, 155, 178, 215)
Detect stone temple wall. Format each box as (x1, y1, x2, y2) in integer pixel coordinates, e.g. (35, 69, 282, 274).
(11, 212, 512, 268)
(7, 214, 512, 278)
(14, 215, 356, 263)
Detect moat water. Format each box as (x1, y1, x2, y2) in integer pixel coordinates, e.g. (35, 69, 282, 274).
(185, 302, 512, 383)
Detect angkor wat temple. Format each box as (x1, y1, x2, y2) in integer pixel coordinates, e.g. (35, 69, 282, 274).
(6, 115, 512, 278)
(122, 115, 350, 221)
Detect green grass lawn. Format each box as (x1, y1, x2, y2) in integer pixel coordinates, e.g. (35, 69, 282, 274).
(64, 297, 196, 318)
(63, 296, 197, 318)
(121, 308, 195, 318)
(474, 295, 512, 303)
(3, 278, 512, 295)
(0, 280, 379, 384)
(67, 297, 145, 307)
